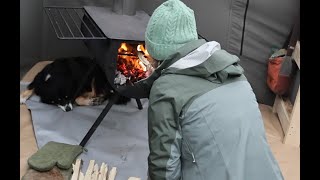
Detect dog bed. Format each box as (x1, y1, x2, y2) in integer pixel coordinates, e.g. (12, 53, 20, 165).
(20, 61, 150, 180)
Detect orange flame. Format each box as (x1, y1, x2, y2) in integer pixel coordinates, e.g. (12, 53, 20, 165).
(137, 44, 149, 56)
(116, 43, 150, 84)
(119, 43, 128, 52)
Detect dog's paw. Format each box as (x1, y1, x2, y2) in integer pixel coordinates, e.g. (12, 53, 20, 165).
(20, 94, 27, 104)
(89, 97, 105, 106)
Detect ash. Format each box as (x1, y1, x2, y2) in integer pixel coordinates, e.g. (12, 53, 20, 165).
(114, 71, 129, 85)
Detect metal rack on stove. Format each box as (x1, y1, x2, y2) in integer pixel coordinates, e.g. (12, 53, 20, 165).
(44, 7, 106, 40)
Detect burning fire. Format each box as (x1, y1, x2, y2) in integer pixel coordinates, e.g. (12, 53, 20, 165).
(115, 43, 154, 85)
(137, 44, 149, 56)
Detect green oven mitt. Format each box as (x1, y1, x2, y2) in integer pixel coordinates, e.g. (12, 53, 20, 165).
(28, 141, 84, 172)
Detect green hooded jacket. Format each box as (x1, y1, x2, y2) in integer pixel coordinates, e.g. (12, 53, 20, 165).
(146, 39, 284, 180)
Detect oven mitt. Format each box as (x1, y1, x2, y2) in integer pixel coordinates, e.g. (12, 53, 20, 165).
(28, 141, 84, 172)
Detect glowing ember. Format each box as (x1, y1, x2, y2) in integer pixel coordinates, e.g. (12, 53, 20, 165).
(115, 43, 153, 85)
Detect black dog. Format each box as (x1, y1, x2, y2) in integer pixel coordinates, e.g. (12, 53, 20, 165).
(20, 57, 131, 111)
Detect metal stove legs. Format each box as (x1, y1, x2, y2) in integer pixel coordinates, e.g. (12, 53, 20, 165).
(135, 98, 143, 110)
(80, 92, 120, 147)
(80, 93, 144, 147)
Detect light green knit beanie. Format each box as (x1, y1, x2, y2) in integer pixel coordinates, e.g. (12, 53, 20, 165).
(145, 0, 198, 61)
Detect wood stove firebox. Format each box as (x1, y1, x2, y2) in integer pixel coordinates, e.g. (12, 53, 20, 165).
(44, 2, 151, 147)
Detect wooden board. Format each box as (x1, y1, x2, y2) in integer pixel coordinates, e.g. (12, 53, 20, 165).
(273, 40, 300, 147)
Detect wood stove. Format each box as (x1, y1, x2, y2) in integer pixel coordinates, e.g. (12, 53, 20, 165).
(44, 2, 151, 147)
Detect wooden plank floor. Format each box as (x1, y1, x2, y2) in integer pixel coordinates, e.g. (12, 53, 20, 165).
(260, 104, 300, 180)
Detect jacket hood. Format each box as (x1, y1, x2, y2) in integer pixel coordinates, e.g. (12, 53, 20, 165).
(161, 40, 244, 83)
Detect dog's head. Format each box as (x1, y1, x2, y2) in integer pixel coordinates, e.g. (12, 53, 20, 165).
(40, 88, 74, 112)
(30, 65, 76, 112)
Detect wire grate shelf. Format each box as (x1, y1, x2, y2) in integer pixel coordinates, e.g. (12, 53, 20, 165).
(44, 7, 106, 40)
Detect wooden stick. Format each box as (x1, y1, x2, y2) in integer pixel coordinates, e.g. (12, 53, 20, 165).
(102, 164, 109, 180)
(84, 160, 95, 180)
(79, 172, 85, 180)
(92, 164, 99, 180)
(98, 163, 106, 180)
(128, 177, 141, 180)
(71, 159, 82, 180)
(107, 167, 117, 180)
(137, 52, 151, 67)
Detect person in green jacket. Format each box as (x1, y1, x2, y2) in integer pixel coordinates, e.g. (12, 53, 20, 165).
(144, 0, 284, 179)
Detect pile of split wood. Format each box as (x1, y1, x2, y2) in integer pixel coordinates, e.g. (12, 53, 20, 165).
(71, 159, 140, 180)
